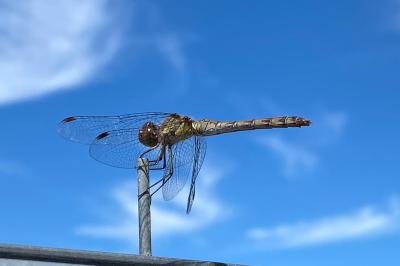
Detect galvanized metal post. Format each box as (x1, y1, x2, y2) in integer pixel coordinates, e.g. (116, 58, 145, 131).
(137, 158, 152, 256)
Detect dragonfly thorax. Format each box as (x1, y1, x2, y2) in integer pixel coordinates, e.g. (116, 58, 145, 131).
(138, 122, 160, 147)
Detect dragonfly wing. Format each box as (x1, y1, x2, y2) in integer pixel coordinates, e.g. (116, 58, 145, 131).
(162, 136, 207, 203)
(58, 112, 171, 144)
(162, 140, 193, 201)
(186, 136, 207, 213)
(89, 128, 160, 169)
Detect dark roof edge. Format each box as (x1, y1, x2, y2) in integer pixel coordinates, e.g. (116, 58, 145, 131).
(0, 243, 240, 266)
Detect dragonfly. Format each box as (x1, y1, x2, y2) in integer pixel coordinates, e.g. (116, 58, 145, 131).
(58, 112, 311, 213)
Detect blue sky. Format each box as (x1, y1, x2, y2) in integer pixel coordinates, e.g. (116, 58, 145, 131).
(0, 0, 399, 265)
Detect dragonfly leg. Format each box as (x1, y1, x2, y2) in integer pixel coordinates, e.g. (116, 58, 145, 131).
(140, 144, 160, 159)
(149, 146, 174, 197)
(139, 144, 166, 170)
(138, 165, 173, 199)
(150, 168, 173, 197)
(148, 145, 166, 170)
(139, 146, 172, 200)
(139, 145, 174, 200)
(149, 157, 166, 170)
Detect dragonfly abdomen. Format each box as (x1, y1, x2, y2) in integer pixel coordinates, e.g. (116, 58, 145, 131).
(193, 116, 311, 136)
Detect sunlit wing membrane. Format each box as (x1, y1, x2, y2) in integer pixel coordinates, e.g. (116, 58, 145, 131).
(161, 140, 193, 201)
(58, 112, 171, 144)
(186, 136, 207, 213)
(162, 136, 207, 203)
(89, 128, 160, 169)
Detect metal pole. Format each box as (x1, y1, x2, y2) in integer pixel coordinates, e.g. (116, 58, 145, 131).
(137, 158, 152, 256)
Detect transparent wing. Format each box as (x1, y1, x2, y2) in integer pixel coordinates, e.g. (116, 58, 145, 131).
(58, 112, 171, 144)
(161, 141, 193, 201)
(186, 137, 207, 213)
(162, 136, 206, 202)
(89, 128, 160, 169)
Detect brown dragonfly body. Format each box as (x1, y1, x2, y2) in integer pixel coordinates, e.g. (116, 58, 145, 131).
(59, 112, 311, 213)
(137, 114, 311, 148)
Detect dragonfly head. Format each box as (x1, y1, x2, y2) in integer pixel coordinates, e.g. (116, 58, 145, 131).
(138, 122, 160, 147)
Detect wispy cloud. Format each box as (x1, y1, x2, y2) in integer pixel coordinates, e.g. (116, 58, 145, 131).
(76, 164, 231, 245)
(259, 111, 348, 177)
(131, 2, 191, 91)
(154, 34, 187, 75)
(316, 111, 348, 145)
(0, 0, 120, 105)
(247, 196, 400, 249)
(260, 136, 318, 177)
(322, 112, 347, 136)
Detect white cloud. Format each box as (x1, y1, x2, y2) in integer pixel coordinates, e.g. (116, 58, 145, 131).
(316, 111, 348, 145)
(247, 196, 400, 249)
(76, 164, 231, 245)
(154, 34, 186, 75)
(0, 0, 120, 105)
(131, 1, 191, 91)
(322, 112, 347, 136)
(259, 111, 348, 177)
(260, 136, 318, 177)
